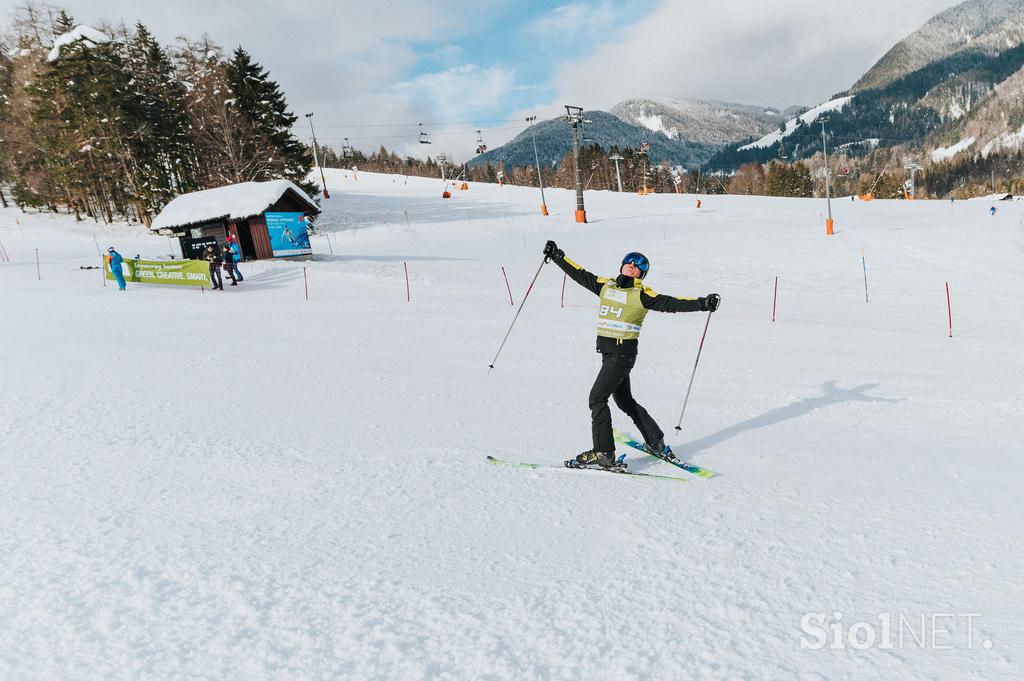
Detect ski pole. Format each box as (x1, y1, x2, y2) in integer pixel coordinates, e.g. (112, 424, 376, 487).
(674, 310, 713, 431)
(488, 257, 546, 371)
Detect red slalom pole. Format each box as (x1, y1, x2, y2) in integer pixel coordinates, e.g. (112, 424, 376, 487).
(946, 281, 952, 338)
(674, 311, 713, 431)
(303, 266, 309, 300)
(404, 261, 410, 302)
(501, 266, 514, 305)
(772, 275, 778, 322)
(561, 273, 567, 308)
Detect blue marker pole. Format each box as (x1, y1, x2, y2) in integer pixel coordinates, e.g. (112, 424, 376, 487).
(861, 248, 869, 303)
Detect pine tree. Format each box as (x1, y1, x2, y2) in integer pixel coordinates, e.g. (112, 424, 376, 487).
(121, 22, 199, 219)
(31, 11, 136, 221)
(177, 38, 265, 187)
(224, 47, 314, 194)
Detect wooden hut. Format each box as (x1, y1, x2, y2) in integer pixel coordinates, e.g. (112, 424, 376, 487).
(150, 180, 320, 260)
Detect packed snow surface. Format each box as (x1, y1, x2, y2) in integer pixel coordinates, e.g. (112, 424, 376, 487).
(150, 179, 318, 230)
(739, 96, 855, 150)
(1, 170, 1022, 679)
(931, 137, 976, 162)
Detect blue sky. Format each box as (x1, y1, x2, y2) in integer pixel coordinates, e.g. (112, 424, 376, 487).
(31, 0, 960, 160)
(404, 0, 657, 118)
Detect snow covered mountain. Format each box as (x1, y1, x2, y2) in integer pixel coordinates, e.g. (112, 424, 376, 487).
(929, 62, 1024, 160)
(853, 0, 1024, 92)
(709, 0, 1024, 175)
(468, 110, 718, 169)
(609, 98, 787, 147)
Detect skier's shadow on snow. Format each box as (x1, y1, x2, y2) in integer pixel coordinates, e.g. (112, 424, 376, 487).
(672, 381, 904, 458)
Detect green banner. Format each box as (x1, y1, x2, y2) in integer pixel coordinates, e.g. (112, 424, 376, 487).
(106, 257, 209, 287)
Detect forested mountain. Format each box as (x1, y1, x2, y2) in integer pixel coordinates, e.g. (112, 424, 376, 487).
(468, 111, 718, 170)
(701, 0, 1024, 197)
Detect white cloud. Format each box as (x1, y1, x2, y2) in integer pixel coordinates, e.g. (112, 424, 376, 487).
(43, 0, 499, 158)
(527, 1, 627, 39)
(395, 64, 516, 120)
(544, 0, 962, 110)
(32, 0, 965, 163)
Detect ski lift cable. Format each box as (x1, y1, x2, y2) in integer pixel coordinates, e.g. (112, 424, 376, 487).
(293, 117, 528, 129)
(305, 125, 526, 143)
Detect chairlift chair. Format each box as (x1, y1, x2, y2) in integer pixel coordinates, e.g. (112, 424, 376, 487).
(419, 123, 431, 144)
(475, 130, 487, 154)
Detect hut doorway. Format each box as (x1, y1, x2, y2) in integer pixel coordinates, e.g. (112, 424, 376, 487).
(235, 222, 257, 260)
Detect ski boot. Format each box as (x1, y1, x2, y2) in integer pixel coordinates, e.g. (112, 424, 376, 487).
(645, 439, 676, 461)
(566, 449, 625, 471)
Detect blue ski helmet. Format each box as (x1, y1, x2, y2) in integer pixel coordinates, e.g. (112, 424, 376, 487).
(621, 251, 650, 278)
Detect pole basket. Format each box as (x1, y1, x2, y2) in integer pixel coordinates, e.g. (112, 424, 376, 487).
(460, 183, 469, 190)
(696, 199, 702, 208)
(575, 210, 587, 223)
(442, 191, 452, 199)
(322, 188, 330, 199)
(826, 218, 834, 236)
(541, 204, 549, 216)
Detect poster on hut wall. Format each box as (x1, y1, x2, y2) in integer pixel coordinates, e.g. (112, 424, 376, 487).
(105, 257, 209, 287)
(265, 212, 312, 257)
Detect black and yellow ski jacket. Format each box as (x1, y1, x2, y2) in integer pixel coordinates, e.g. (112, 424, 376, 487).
(552, 253, 704, 355)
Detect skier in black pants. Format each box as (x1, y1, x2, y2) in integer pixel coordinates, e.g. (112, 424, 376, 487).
(543, 240, 720, 468)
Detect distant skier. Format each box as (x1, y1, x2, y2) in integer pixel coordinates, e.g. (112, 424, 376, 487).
(990, 205, 997, 216)
(107, 247, 126, 291)
(543, 241, 720, 468)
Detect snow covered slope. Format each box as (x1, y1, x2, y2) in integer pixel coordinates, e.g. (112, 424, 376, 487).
(1, 171, 1021, 679)
(738, 96, 854, 150)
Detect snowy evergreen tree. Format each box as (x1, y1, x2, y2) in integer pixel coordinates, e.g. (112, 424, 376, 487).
(121, 22, 199, 218)
(224, 47, 314, 193)
(31, 11, 137, 221)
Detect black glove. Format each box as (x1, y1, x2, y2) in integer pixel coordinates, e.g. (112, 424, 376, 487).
(699, 293, 721, 312)
(543, 240, 564, 262)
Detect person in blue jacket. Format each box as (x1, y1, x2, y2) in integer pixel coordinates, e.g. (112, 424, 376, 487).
(107, 247, 126, 291)
(228, 235, 243, 281)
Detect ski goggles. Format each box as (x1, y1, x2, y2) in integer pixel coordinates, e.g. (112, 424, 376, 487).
(621, 252, 649, 273)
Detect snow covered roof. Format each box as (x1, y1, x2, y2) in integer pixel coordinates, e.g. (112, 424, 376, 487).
(47, 25, 110, 63)
(150, 180, 319, 231)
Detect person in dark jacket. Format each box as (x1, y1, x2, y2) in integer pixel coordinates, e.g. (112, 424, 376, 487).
(204, 245, 224, 290)
(543, 240, 720, 468)
(222, 245, 238, 286)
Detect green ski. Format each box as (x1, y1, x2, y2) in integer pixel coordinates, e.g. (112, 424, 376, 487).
(613, 429, 717, 478)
